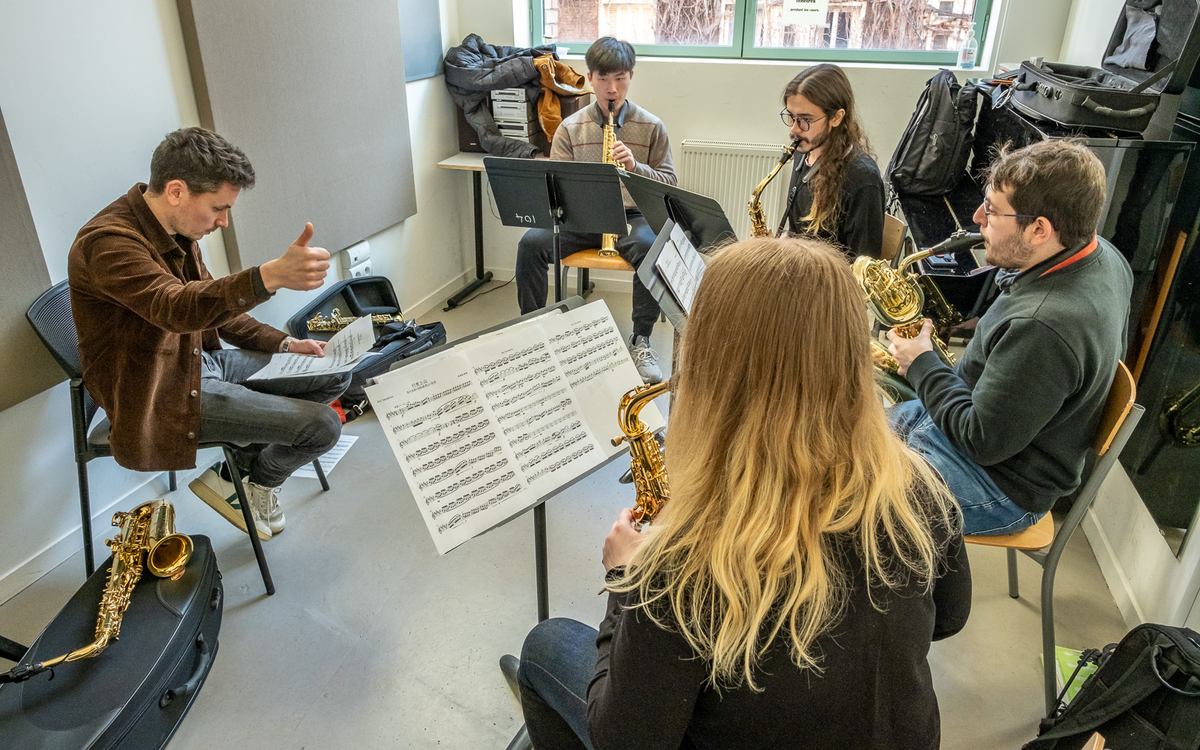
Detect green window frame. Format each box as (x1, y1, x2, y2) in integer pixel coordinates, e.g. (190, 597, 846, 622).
(532, 0, 993, 66)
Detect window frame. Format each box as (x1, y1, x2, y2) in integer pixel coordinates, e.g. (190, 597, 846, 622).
(531, 0, 993, 66)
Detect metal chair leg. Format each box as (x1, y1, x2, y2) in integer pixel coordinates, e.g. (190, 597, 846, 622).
(1007, 548, 1020, 599)
(222, 451, 274, 596)
(313, 459, 330, 491)
(76, 461, 95, 579)
(168, 470, 177, 492)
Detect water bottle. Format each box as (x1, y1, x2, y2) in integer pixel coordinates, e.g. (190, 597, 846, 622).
(959, 22, 978, 69)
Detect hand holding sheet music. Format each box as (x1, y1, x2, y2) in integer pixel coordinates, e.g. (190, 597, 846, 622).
(248, 314, 376, 380)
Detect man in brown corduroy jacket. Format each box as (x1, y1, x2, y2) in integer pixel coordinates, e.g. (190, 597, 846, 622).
(68, 127, 349, 541)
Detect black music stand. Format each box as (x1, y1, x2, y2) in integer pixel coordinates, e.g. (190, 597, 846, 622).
(483, 157, 629, 305)
(620, 171, 736, 330)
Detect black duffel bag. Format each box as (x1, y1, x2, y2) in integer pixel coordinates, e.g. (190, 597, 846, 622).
(1024, 623, 1200, 750)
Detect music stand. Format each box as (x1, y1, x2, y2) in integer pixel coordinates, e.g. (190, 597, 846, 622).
(620, 171, 736, 330)
(484, 157, 629, 304)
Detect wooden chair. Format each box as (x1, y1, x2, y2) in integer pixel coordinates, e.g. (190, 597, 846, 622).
(882, 213, 907, 264)
(1082, 733, 1106, 750)
(560, 248, 635, 299)
(965, 361, 1143, 717)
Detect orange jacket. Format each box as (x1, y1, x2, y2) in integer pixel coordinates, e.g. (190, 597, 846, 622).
(533, 55, 589, 143)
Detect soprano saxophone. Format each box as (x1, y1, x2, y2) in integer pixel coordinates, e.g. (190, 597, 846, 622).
(611, 381, 671, 528)
(599, 99, 620, 257)
(0, 500, 192, 684)
(748, 139, 800, 238)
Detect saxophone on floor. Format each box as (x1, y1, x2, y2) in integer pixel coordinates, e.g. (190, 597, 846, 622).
(611, 381, 671, 528)
(0, 499, 192, 684)
(748, 140, 799, 238)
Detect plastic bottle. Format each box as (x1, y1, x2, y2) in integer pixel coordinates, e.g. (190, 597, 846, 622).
(959, 22, 978, 69)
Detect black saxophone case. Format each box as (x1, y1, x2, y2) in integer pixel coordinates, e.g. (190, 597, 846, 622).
(1010, 0, 1200, 133)
(0, 535, 222, 750)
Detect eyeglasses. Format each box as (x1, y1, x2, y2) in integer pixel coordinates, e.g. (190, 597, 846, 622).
(779, 110, 827, 131)
(980, 203, 1039, 221)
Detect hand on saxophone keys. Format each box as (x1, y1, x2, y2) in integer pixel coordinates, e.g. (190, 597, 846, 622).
(610, 140, 635, 171)
(886, 319, 936, 376)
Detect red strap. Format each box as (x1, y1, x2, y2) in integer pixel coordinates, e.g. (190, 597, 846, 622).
(1039, 237, 1099, 278)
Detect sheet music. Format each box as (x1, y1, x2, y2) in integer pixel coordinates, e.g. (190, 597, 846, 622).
(248, 314, 376, 380)
(365, 300, 662, 554)
(653, 222, 706, 314)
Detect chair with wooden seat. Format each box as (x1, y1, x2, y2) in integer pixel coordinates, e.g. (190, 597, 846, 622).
(26, 280, 328, 595)
(965, 361, 1143, 717)
(560, 248, 635, 299)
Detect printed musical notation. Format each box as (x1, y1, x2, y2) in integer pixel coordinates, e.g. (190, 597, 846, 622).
(365, 300, 662, 555)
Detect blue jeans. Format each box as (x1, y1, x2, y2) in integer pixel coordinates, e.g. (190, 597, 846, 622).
(888, 400, 1042, 536)
(199, 349, 350, 487)
(518, 618, 598, 750)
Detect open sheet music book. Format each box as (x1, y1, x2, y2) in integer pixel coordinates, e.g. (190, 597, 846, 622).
(653, 221, 707, 315)
(364, 300, 665, 554)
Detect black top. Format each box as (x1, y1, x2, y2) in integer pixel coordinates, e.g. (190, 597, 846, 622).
(587, 501, 971, 750)
(785, 149, 885, 260)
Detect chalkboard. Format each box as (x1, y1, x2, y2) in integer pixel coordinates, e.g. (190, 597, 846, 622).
(399, 0, 443, 81)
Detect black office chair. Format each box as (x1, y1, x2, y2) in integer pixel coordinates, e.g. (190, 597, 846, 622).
(26, 280, 328, 595)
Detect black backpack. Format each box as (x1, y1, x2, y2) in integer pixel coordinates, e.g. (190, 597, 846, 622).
(887, 69, 979, 197)
(1024, 624, 1200, 750)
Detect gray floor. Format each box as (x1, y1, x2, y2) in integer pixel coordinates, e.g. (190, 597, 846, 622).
(0, 282, 1130, 749)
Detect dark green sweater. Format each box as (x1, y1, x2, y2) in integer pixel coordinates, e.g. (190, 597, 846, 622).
(907, 236, 1133, 513)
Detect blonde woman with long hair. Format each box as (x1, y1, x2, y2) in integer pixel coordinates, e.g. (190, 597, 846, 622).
(514, 237, 971, 750)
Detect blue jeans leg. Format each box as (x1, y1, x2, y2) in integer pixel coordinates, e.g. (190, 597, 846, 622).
(888, 400, 1042, 536)
(199, 349, 350, 487)
(517, 618, 598, 750)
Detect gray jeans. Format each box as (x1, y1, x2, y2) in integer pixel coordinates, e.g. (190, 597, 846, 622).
(200, 349, 350, 488)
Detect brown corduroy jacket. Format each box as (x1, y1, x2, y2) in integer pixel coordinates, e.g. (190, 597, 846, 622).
(67, 184, 286, 471)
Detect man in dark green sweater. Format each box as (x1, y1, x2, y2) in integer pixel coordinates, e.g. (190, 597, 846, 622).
(888, 140, 1132, 535)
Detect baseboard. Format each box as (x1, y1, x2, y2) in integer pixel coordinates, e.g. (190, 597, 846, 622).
(0, 471, 185, 606)
(1082, 507, 1146, 629)
(404, 270, 474, 320)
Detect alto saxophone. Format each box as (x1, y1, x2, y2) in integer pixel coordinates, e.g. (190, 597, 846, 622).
(611, 381, 671, 528)
(307, 307, 406, 333)
(599, 100, 620, 257)
(748, 140, 800, 238)
(853, 230, 982, 371)
(1, 500, 192, 684)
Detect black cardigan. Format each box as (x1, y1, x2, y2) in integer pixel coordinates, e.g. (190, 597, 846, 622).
(784, 149, 885, 260)
(586, 508, 971, 750)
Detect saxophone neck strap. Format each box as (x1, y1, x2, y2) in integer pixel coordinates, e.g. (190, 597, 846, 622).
(1038, 236, 1099, 278)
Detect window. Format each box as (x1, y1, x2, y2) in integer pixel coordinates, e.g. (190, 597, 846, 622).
(532, 0, 990, 64)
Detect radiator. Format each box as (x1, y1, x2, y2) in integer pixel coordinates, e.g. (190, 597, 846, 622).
(678, 139, 795, 242)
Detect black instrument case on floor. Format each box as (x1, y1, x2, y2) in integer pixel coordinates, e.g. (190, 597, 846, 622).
(1010, 0, 1200, 133)
(0, 535, 222, 750)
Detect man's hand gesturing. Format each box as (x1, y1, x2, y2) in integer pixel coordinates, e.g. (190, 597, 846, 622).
(260, 223, 331, 292)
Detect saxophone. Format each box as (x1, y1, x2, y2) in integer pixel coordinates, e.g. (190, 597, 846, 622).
(0, 500, 192, 684)
(748, 140, 800, 238)
(611, 381, 671, 528)
(599, 100, 620, 257)
(1162, 378, 1200, 447)
(307, 307, 406, 332)
(853, 230, 982, 371)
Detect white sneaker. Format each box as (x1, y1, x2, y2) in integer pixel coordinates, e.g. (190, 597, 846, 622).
(189, 463, 271, 541)
(244, 480, 285, 536)
(629, 335, 663, 384)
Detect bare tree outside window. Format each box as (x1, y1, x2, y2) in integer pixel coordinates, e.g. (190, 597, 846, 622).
(541, 0, 976, 55)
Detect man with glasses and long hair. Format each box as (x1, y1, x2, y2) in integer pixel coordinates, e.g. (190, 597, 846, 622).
(888, 140, 1132, 536)
(780, 64, 884, 259)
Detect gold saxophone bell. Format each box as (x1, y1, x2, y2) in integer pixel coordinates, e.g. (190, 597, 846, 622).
(1, 499, 192, 681)
(611, 381, 671, 528)
(853, 231, 983, 372)
(599, 100, 620, 258)
(748, 140, 799, 239)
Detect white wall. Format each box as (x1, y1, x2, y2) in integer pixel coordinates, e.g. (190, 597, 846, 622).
(1061, 0, 1124, 66)
(0, 0, 469, 601)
